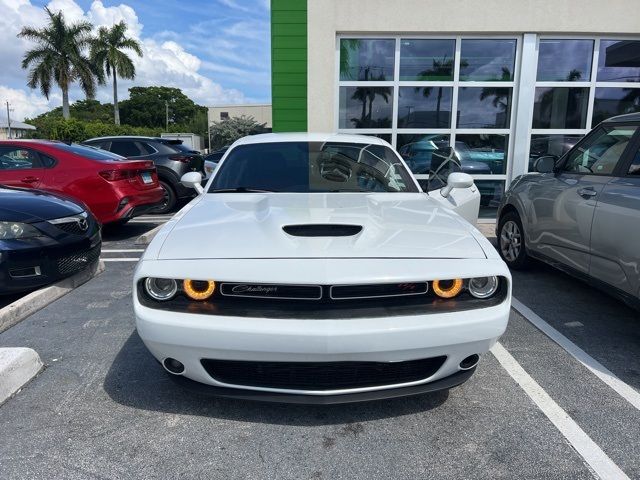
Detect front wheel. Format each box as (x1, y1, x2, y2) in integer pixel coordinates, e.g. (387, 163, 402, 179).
(497, 211, 530, 269)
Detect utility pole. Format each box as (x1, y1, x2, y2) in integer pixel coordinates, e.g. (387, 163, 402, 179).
(6, 101, 12, 140)
(165, 101, 169, 131)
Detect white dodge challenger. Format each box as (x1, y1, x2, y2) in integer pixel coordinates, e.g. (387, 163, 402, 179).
(133, 133, 511, 403)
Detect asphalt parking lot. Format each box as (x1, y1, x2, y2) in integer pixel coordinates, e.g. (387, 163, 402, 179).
(1, 216, 639, 479)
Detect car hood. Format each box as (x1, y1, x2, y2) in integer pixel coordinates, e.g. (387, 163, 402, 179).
(157, 193, 486, 260)
(0, 186, 84, 223)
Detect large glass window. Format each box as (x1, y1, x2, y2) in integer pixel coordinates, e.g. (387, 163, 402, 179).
(338, 86, 394, 129)
(455, 134, 508, 174)
(459, 39, 516, 81)
(532, 87, 589, 129)
(339, 39, 395, 81)
(597, 40, 640, 82)
(457, 87, 512, 129)
(397, 134, 451, 175)
(592, 88, 640, 126)
(537, 40, 593, 82)
(399, 39, 455, 81)
(397, 87, 452, 128)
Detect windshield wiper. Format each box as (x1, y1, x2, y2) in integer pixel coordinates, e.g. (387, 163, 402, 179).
(209, 187, 278, 193)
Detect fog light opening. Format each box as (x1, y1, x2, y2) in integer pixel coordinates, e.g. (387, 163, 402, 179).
(163, 357, 185, 375)
(459, 354, 480, 370)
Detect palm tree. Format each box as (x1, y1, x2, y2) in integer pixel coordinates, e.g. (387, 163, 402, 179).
(90, 21, 143, 125)
(18, 8, 96, 120)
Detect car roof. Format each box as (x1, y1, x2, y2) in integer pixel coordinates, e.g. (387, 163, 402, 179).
(603, 112, 640, 123)
(232, 133, 389, 147)
(84, 136, 164, 142)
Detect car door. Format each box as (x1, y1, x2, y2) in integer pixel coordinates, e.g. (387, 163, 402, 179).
(526, 125, 638, 276)
(0, 145, 49, 189)
(589, 127, 640, 298)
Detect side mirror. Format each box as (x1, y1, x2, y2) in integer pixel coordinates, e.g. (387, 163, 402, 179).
(440, 172, 474, 198)
(181, 171, 204, 194)
(534, 155, 556, 173)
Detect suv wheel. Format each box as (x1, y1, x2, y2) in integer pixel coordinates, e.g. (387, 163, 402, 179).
(497, 211, 530, 269)
(152, 180, 177, 214)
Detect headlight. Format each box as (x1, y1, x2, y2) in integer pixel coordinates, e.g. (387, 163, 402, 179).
(183, 279, 216, 300)
(145, 278, 178, 301)
(0, 222, 42, 240)
(468, 276, 499, 299)
(432, 278, 463, 298)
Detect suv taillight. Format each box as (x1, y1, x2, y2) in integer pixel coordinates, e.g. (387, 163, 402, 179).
(169, 154, 192, 163)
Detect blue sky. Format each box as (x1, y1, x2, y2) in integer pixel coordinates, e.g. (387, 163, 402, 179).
(0, 0, 271, 120)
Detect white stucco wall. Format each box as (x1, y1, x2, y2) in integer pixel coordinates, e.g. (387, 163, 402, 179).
(208, 104, 273, 128)
(307, 0, 640, 132)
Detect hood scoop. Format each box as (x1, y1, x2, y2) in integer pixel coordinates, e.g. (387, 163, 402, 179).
(282, 224, 363, 237)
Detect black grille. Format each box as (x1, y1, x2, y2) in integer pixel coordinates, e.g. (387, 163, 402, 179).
(201, 357, 447, 391)
(57, 244, 101, 275)
(53, 221, 86, 235)
(282, 224, 362, 237)
(331, 282, 428, 299)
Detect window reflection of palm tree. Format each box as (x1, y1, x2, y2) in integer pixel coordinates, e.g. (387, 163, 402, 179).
(350, 68, 392, 128)
(478, 67, 512, 127)
(412, 57, 465, 128)
(536, 69, 585, 128)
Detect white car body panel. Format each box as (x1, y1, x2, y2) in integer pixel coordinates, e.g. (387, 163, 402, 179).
(134, 133, 511, 399)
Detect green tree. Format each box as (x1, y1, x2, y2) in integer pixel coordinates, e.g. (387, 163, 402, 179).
(90, 21, 143, 125)
(119, 86, 201, 128)
(209, 115, 267, 150)
(18, 8, 97, 119)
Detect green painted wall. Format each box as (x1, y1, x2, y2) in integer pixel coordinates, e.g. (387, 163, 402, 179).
(271, 0, 308, 132)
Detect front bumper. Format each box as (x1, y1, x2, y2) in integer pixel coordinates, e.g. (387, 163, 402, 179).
(135, 297, 509, 400)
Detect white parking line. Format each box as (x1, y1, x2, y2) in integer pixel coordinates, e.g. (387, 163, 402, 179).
(512, 297, 640, 411)
(128, 219, 167, 224)
(491, 342, 630, 480)
(101, 258, 140, 262)
(102, 249, 145, 253)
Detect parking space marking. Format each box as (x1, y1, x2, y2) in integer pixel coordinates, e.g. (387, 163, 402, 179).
(102, 249, 145, 253)
(491, 342, 630, 480)
(512, 297, 640, 411)
(101, 258, 140, 262)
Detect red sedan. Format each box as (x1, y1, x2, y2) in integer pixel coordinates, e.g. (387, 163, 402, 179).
(0, 140, 165, 225)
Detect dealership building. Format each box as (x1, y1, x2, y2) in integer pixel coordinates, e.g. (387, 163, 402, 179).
(270, 0, 640, 213)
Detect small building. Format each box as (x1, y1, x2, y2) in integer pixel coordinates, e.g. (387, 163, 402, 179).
(207, 104, 272, 129)
(0, 118, 36, 140)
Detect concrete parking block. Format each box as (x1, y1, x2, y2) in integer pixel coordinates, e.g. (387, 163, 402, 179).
(134, 223, 164, 245)
(0, 260, 105, 334)
(0, 347, 43, 405)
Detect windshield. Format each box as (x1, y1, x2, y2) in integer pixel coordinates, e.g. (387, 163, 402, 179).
(209, 141, 419, 193)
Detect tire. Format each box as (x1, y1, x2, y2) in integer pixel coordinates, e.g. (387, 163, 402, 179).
(497, 211, 530, 269)
(151, 180, 177, 214)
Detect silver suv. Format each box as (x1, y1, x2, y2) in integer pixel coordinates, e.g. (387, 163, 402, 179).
(497, 113, 640, 308)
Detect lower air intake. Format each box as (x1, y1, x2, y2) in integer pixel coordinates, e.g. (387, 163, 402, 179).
(201, 357, 446, 391)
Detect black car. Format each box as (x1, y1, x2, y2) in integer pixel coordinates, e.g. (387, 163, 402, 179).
(0, 186, 101, 294)
(203, 146, 229, 163)
(82, 136, 205, 213)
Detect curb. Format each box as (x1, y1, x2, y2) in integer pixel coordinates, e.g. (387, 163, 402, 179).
(135, 223, 164, 245)
(0, 260, 105, 334)
(0, 347, 43, 405)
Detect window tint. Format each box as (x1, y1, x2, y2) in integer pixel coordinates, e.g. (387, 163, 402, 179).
(537, 40, 594, 82)
(339, 86, 394, 128)
(399, 39, 455, 81)
(597, 40, 640, 82)
(459, 39, 516, 81)
(110, 141, 143, 157)
(53, 143, 126, 160)
(0, 147, 41, 170)
(563, 126, 638, 175)
(39, 154, 56, 168)
(210, 142, 418, 193)
(532, 87, 589, 129)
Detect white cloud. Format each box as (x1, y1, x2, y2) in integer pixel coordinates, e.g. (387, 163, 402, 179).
(0, 85, 59, 120)
(0, 0, 247, 120)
